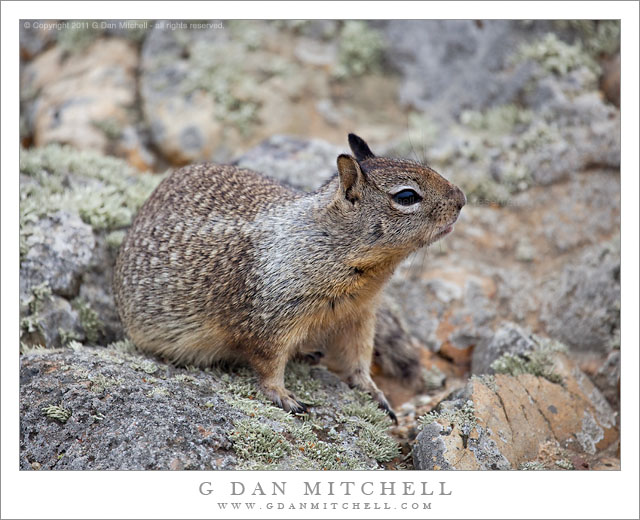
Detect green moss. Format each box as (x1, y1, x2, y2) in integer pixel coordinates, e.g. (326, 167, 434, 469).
(42, 404, 72, 423)
(72, 298, 104, 344)
(490, 337, 566, 385)
(335, 21, 385, 78)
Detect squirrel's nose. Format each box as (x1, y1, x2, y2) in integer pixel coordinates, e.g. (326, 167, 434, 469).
(447, 186, 466, 211)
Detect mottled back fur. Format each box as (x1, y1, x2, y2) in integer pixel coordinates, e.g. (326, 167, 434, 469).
(114, 135, 465, 417)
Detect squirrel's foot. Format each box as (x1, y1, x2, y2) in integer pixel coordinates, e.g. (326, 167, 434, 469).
(347, 372, 398, 425)
(262, 385, 309, 415)
(296, 350, 325, 365)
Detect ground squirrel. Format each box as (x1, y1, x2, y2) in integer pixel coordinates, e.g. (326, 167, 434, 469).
(114, 134, 465, 421)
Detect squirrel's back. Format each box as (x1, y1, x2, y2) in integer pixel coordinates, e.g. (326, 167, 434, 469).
(113, 163, 302, 365)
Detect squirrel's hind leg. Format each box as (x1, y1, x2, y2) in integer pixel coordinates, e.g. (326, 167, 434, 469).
(323, 314, 398, 424)
(250, 351, 308, 414)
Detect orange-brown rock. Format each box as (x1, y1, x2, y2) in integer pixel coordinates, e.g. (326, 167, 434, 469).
(413, 353, 618, 470)
(22, 38, 138, 153)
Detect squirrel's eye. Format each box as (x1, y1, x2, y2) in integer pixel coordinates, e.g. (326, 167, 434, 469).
(392, 189, 422, 206)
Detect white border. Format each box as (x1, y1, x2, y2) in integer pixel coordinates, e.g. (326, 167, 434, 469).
(2, 2, 638, 519)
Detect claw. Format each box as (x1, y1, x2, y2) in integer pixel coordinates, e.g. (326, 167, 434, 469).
(377, 398, 398, 425)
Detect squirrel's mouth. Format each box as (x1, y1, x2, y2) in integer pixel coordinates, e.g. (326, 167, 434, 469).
(438, 224, 454, 237)
(433, 223, 454, 241)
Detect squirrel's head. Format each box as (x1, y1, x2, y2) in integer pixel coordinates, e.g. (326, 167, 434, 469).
(332, 133, 465, 259)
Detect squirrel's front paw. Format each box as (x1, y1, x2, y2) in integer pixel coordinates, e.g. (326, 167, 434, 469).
(262, 385, 309, 415)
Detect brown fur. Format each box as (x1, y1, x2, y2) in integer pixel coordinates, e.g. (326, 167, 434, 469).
(113, 135, 465, 419)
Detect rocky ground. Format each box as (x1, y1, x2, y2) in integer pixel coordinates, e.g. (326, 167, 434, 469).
(19, 20, 620, 470)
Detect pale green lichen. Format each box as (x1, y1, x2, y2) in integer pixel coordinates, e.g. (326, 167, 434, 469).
(72, 298, 104, 344)
(88, 372, 122, 393)
(180, 37, 261, 135)
(555, 458, 574, 470)
(20, 283, 53, 342)
(554, 20, 620, 57)
(490, 337, 566, 385)
(342, 399, 390, 428)
(105, 230, 127, 250)
(218, 362, 397, 469)
(19, 144, 162, 239)
(335, 21, 385, 78)
(519, 461, 546, 470)
(389, 112, 440, 162)
(106, 338, 138, 354)
(230, 419, 292, 465)
(422, 366, 446, 391)
(130, 360, 159, 375)
(470, 374, 499, 392)
(146, 387, 170, 398)
(56, 22, 102, 53)
(42, 404, 72, 423)
(19, 341, 46, 354)
(91, 118, 123, 140)
(461, 104, 533, 134)
(20, 315, 42, 336)
(354, 421, 400, 463)
(26, 282, 52, 314)
(58, 327, 83, 346)
(513, 33, 600, 78)
(420, 399, 478, 449)
(173, 374, 197, 383)
(420, 399, 477, 430)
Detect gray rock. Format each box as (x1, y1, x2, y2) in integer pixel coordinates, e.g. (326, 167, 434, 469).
(139, 25, 226, 164)
(20, 210, 95, 299)
(412, 422, 454, 470)
(21, 295, 84, 348)
(472, 322, 537, 375)
(20, 345, 399, 470)
(233, 135, 343, 191)
(541, 238, 620, 353)
(382, 20, 549, 115)
(20, 20, 57, 60)
(593, 350, 620, 407)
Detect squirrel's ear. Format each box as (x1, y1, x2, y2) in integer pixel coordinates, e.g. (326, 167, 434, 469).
(348, 133, 375, 161)
(337, 154, 364, 204)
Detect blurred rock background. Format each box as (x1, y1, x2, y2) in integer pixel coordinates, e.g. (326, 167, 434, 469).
(19, 19, 620, 470)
